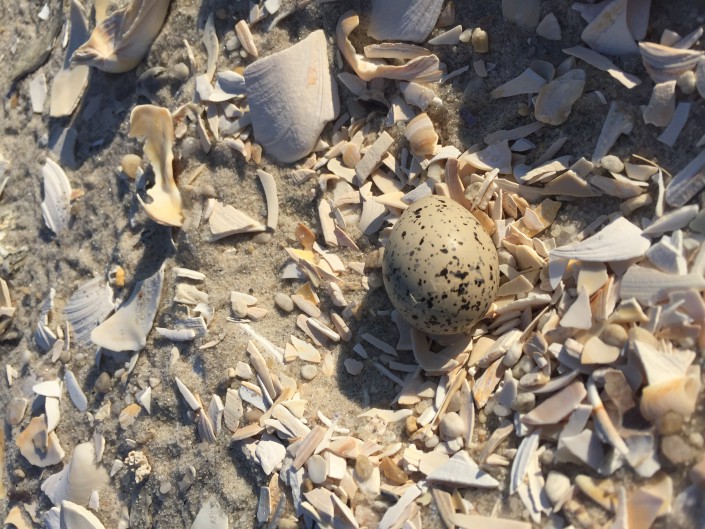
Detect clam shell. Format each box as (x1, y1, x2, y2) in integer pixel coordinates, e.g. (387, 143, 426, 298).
(63, 277, 114, 345)
(367, 0, 444, 43)
(639, 42, 703, 83)
(90, 265, 164, 352)
(71, 0, 170, 73)
(245, 30, 338, 163)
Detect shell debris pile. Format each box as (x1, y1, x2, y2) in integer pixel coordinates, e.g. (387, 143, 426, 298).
(2, 0, 705, 528)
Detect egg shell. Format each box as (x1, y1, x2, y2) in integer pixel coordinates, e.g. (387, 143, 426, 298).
(382, 195, 499, 335)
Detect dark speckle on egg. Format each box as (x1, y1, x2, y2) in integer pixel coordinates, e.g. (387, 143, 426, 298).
(382, 195, 500, 335)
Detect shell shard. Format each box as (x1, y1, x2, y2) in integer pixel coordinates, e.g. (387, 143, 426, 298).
(665, 149, 705, 208)
(59, 501, 106, 529)
(245, 30, 338, 163)
(367, 0, 444, 43)
(41, 442, 108, 506)
(50, 0, 90, 117)
(534, 69, 585, 125)
(550, 217, 650, 262)
(129, 105, 183, 227)
(90, 265, 164, 352)
(191, 495, 228, 529)
(63, 277, 115, 345)
(71, 0, 170, 73)
(41, 158, 72, 236)
(580, 0, 637, 56)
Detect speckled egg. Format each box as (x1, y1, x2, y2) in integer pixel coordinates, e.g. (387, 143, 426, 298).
(382, 195, 499, 335)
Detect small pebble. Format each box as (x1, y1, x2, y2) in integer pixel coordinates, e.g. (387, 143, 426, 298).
(405, 415, 418, 435)
(120, 154, 141, 179)
(181, 137, 200, 159)
(159, 481, 172, 494)
(245, 408, 263, 423)
(344, 358, 363, 376)
(278, 518, 299, 529)
(95, 372, 113, 393)
(275, 293, 294, 312)
(301, 365, 318, 381)
(658, 411, 684, 435)
(471, 27, 489, 53)
(424, 434, 440, 449)
(517, 102, 531, 117)
(225, 36, 241, 51)
(545, 471, 570, 505)
(459, 28, 473, 43)
(439, 412, 465, 440)
(380, 458, 408, 485)
(171, 62, 190, 83)
(677, 70, 696, 95)
(355, 455, 374, 480)
(511, 392, 535, 413)
(601, 323, 628, 347)
(306, 454, 328, 484)
(600, 155, 624, 173)
(13, 468, 25, 479)
(661, 435, 695, 464)
(689, 432, 704, 449)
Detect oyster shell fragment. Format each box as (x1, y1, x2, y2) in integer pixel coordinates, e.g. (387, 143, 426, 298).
(245, 30, 339, 163)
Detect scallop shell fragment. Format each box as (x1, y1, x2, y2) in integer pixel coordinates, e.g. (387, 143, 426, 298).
(245, 30, 338, 163)
(90, 265, 164, 352)
(367, 0, 444, 43)
(71, 0, 170, 73)
(550, 217, 650, 262)
(63, 277, 115, 345)
(130, 105, 183, 227)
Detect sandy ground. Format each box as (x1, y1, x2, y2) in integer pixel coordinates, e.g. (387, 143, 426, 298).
(1, 0, 704, 528)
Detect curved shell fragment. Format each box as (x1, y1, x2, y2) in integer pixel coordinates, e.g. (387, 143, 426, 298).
(550, 217, 650, 262)
(62, 277, 115, 345)
(129, 105, 183, 227)
(41, 158, 72, 236)
(245, 30, 338, 163)
(367, 0, 444, 43)
(71, 0, 170, 73)
(41, 442, 108, 506)
(59, 501, 106, 529)
(90, 265, 164, 352)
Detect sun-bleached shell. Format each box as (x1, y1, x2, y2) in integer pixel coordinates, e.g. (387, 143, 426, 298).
(592, 102, 633, 162)
(71, 0, 170, 73)
(563, 46, 640, 89)
(640, 370, 701, 424)
(639, 41, 703, 83)
(664, 149, 705, 208)
(404, 113, 437, 156)
(642, 204, 698, 236)
(58, 501, 106, 529)
(203, 14, 218, 80)
(643, 80, 676, 127)
(580, 0, 637, 56)
(490, 68, 547, 99)
(620, 266, 705, 304)
(338, 12, 443, 83)
(522, 380, 587, 425)
(16, 416, 65, 467)
(245, 30, 338, 163)
(41, 442, 108, 506)
(90, 265, 164, 352)
(550, 217, 650, 262)
(534, 69, 585, 125)
(426, 451, 499, 488)
(191, 495, 228, 529)
(208, 200, 266, 240)
(41, 158, 72, 236)
(129, 105, 183, 227)
(50, 0, 90, 117)
(367, 0, 444, 43)
(63, 277, 114, 345)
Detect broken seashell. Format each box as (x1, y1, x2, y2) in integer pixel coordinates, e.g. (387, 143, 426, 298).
(41, 442, 108, 506)
(41, 158, 72, 236)
(563, 46, 640, 89)
(367, 0, 444, 43)
(580, 0, 637, 56)
(620, 266, 705, 304)
(71, 0, 170, 73)
(522, 380, 587, 425)
(404, 113, 437, 156)
(63, 277, 115, 345)
(202, 14, 218, 80)
(536, 13, 562, 41)
(490, 67, 547, 99)
(592, 102, 633, 162)
(550, 217, 650, 262)
(91, 265, 164, 352)
(338, 12, 443, 83)
(640, 370, 701, 426)
(245, 30, 338, 163)
(191, 495, 228, 529)
(639, 41, 703, 83)
(59, 501, 107, 529)
(50, 0, 90, 117)
(208, 200, 266, 240)
(130, 105, 183, 226)
(534, 69, 585, 125)
(665, 149, 705, 208)
(235, 20, 258, 58)
(16, 416, 65, 467)
(643, 80, 676, 127)
(502, 0, 541, 29)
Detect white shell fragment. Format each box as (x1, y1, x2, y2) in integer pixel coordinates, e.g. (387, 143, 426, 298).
(41, 158, 72, 236)
(50, 0, 90, 117)
(665, 149, 705, 208)
(257, 169, 278, 230)
(580, 0, 637, 56)
(64, 371, 88, 412)
(245, 30, 338, 163)
(208, 200, 266, 240)
(91, 265, 164, 352)
(71, 0, 170, 73)
(41, 442, 108, 506)
(59, 501, 107, 529)
(550, 217, 650, 262)
(191, 495, 228, 529)
(367, 0, 444, 43)
(63, 277, 115, 345)
(130, 105, 184, 227)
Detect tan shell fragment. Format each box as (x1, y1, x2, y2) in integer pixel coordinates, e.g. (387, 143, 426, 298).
(245, 30, 338, 163)
(534, 69, 585, 125)
(404, 113, 438, 156)
(50, 0, 90, 117)
(643, 81, 676, 127)
(129, 105, 183, 227)
(640, 369, 701, 426)
(72, 0, 170, 73)
(16, 416, 65, 467)
(337, 11, 443, 83)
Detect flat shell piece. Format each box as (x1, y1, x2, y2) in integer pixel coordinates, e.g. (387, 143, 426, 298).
(563, 45, 640, 88)
(490, 68, 547, 98)
(202, 14, 218, 81)
(91, 265, 164, 352)
(130, 105, 183, 226)
(17, 416, 65, 467)
(550, 217, 649, 262)
(41, 442, 108, 505)
(642, 204, 698, 236)
(522, 380, 587, 425)
(208, 201, 266, 240)
(63, 277, 115, 345)
(580, 0, 637, 55)
(191, 495, 228, 529)
(71, 0, 170, 73)
(592, 102, 633, 162)
(643, 80, 676, 127)
(620, 266, 705, 304)
(64, 371, 88, 412)
(41, 158, 72, 235)
(367, 0, 444, 43)
(50, 0, 90, 117)
(245, 30, 338, 163)
(338, 11, 443, 83)
(426, 451, 499, 488)
(665, 149, 705, 208)
(256, 169, 278, 230)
